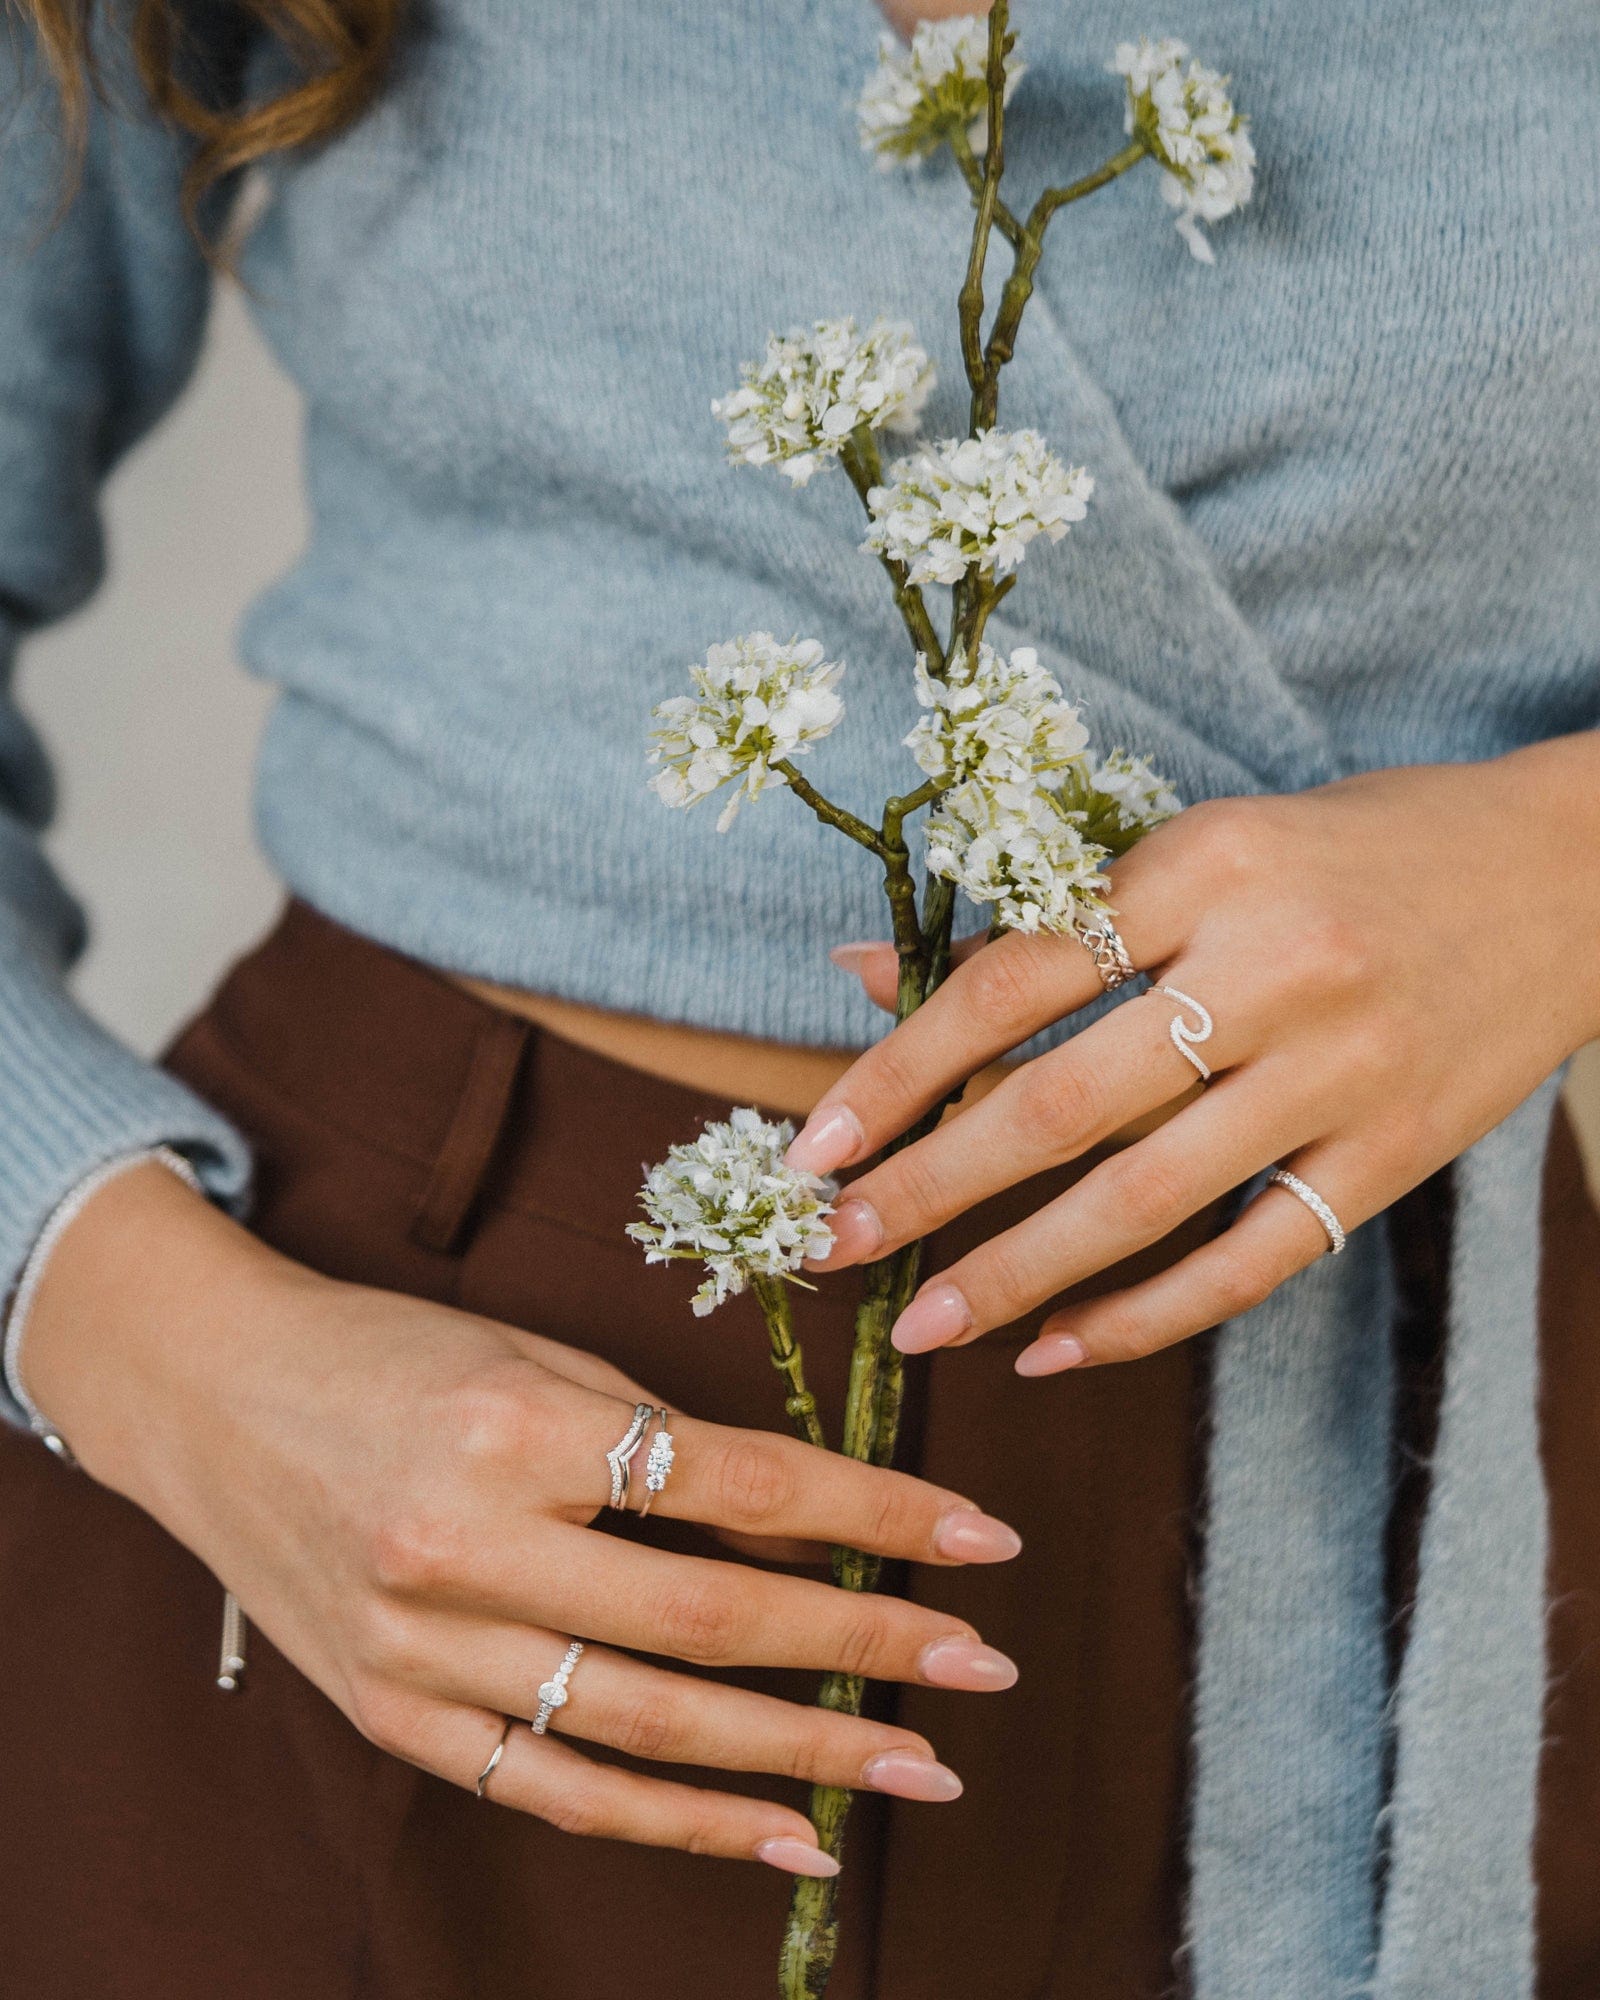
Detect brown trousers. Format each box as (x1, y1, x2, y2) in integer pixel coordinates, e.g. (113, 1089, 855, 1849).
(0, 901, 1596, 1999)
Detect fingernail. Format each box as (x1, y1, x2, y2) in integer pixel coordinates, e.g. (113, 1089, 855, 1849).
(891, 1283, 971, 1354)
(932, 1507, 1023, 1563)
(756, 1836, 841, 1877)
(918, 1635, 1019, 1691)
(828, 942, 881, 972)
(785, 1105, 865, 1177)
(1015, 1335, 1087, 1377)
(860, 1750, 964, 1802)
(806, 1197, 883, 1269)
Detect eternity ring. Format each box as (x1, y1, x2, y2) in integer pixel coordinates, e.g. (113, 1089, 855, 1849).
(475, 1717, 514, 1800)
(605, 1402, 655, 1511)
(1076, 916, 1138, 993)
(636, 1409, 676, 1519)
(1267, 1168, 1347, 1256)
(1148, 984, 1215, 1083)
(531, 1639, 586, 1736)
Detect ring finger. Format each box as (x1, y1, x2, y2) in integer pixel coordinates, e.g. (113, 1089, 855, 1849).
(430, 1624, 965, 1800)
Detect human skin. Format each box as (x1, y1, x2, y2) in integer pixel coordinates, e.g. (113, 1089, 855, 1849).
(21, 1163, 1024, 1876)
(789, 738, 1600, 1372)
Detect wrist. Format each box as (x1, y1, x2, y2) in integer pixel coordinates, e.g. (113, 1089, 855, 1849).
(18, 1160, 290, 1516)
(1484, 733, 1600, 1044)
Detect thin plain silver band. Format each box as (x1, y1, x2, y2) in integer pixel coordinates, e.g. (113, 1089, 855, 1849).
(531, 1638, 586, 1736)
(1148, 984, 1215, 1082)
(475, 1718, 514, 1799)
(1267, 1168, 1347, 1255)
(605, 1402, 654, 1510)
(1076, 916, 1138, 992)
(636, 1408, 675, 1519)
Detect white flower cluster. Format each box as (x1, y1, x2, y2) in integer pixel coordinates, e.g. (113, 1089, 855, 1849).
(648, 633, 844, 831)
(905, 641, 1089, 790)
(857, 16, 1026, 168)
(712, 318, 935, 488)
(865, 430, 1093, 586)
(1088, 749, 1182, 834)
(1112, 38, 1255, 263)
(925, 777, 1112, 935)
(627, 1109, 838, 1317)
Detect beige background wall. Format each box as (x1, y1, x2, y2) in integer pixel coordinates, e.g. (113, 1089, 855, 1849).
(13, 289, 1600, 1196)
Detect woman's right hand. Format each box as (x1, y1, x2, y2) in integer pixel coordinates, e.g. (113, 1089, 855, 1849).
(21, 1162, 1022, 1877)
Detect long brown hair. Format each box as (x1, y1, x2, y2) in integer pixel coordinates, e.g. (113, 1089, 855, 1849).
(11, 0, 402, 225)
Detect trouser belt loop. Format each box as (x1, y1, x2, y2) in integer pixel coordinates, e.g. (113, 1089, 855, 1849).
(409, 1009, 531, 1254)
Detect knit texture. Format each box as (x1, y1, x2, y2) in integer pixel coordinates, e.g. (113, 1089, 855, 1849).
(2, 0, 1598, 1989)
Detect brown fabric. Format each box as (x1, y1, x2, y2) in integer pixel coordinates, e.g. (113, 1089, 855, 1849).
(0, 897, 1594, 1998)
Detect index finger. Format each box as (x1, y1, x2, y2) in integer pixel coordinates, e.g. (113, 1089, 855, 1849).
(655, 1417, 1022, 1566)
(786, 922, 1123, 1180)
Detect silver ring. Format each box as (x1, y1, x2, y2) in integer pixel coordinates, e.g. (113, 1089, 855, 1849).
(1266, 1168, 1346, 1255)
(1148, 984, 1214, 1082)
(531, 1639, 586, 1736)
(636, 1409, 675, 1519)
(476, 1717, 514, 1799)
(606, 1402, 654, 1511)
(1076, 915, 1137, 992)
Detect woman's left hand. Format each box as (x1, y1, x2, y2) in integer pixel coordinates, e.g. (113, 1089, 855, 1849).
(786, 736, 1600, 1374)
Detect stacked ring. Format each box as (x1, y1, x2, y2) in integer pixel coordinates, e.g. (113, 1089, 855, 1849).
(1076, 916, 1137, 992)
(637, 1409, 676, 1519)
(532, 1639, 586, 1736)
(475, 1717, 514, 1799)
(605, 1402, 654, 1511)
(1267, 1168, 1347, 1255)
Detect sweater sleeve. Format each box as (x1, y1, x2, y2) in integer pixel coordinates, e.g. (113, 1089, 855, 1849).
(0, 20, 254, 1402)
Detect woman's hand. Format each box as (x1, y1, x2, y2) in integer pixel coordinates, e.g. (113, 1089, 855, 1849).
(22, 1165, 1023, 1876)
(790, 737, 1600, 1373)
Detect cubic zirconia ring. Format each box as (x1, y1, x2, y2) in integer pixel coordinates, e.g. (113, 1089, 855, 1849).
(476, 1717, 514, 1799)
(1076, 916, 1137, 993)
(636, 1408, 675, 1519)
(1149, 984, 1215, 1082)
(531, 1639, 586, 1736)
(605, 1402, 654, 1511)
(1267, 1168, 1347, 1255)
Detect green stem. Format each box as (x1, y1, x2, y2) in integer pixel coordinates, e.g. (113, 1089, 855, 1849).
(956, 0, 1011, 415)
(773, 761, 886, 857)
(840, 435, 946, 674)
(947, 126, 1025, 250)
(750, 1275, 827, 1452)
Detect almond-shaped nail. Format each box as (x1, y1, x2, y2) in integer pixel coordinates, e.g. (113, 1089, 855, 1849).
(806, 1196, 883, 1269)
(785, 1105, 865, 1177)
(917, 1635, 1019, 1691)
(828, 942, 883, 973)
(891, 1282, 971, 1354)
(755, 1836, 841, 1877)
(861, 1750, 964, 1802)
(932, 1507, 1023, 1562)
(1015, 1335, 1087, 1377)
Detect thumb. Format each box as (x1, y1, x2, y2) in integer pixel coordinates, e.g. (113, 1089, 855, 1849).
(829, 932, 992, 1014)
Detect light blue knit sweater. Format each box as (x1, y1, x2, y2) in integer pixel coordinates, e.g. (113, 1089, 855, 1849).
(2, 0, 1597, 1990)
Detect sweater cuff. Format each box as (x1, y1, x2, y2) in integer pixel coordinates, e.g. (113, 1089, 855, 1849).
(0, 929, 252, 1429)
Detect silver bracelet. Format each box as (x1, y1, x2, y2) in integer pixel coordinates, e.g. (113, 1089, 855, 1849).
(2, 1145, 203, 1458)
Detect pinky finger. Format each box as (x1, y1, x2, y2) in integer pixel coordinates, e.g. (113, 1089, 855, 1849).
(1015, 1155, 1360, 1372)
(424, 1702, 837, 1874)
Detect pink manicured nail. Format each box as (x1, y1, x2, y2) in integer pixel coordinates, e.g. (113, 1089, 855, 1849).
(860, 1750, 964, 1802)
(932, 1508, 1023, 1563)
(806, 1197, 883, 1269)
(785, 1105, 865, 1176)
(891, 1283, 971, 1354)
(1015, 1335, 1087, 1377)
(828, 942, 883, 972)
(917, 1636, 1019, 1691)
(756, 1837, 841, 1877)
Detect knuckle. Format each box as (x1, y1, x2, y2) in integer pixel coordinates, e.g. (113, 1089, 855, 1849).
(1020, 1054, 1103, 1144)
(537, 1783, 607, 1842)
(883, 1144, 950, 1232)
(830, 1606, 895, 1680)
(1291, 912, 1374, 994)
(715, 1436, 797, 1530)
(1210, 1243, 1282, 1321)
(1178, 797, 1265, 888)
(680, 1807, 734, 1859)
(860, 1476, 911, 1555)
(654, 1577, 745, 1663)
(1110, 1151, 1192, 1236)
(346, 1679, 417, 1760)
(866, 1033, 930, 1115)
(353, 1598, 429, 1685)
(963, 937, 1044, 1030)
(444, 1371, 538, 1468)
(366, 1500, 464, 1598)
(613, 1693, 686, 1764)
(1088, 1299, 1163, 1361)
